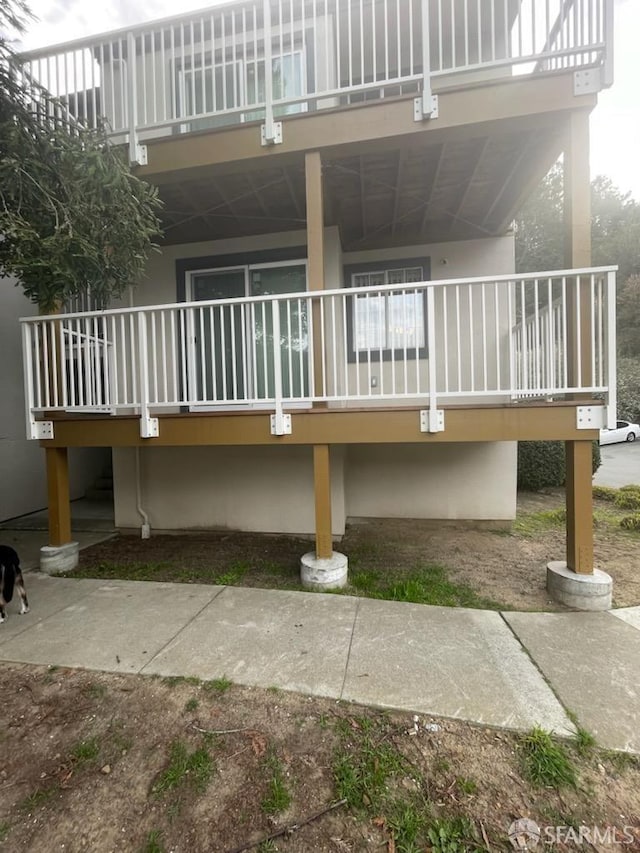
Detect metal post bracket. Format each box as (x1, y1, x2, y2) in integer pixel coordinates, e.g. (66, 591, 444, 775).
(270, 413, 292, 436)
(576, 406, 605, 430)
(130, 143, 148, 166)
(420, 409, 445, 433)
(261, 121, 283, 146)
(414, 94, 439, 122)
(574, 68, 603, 96)
(140, 417, 159, 439)
(31, 420, 54, 440)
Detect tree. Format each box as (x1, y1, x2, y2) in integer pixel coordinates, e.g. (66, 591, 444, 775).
(515, 164, 640, 287)
(617, 276, 640, 357)
(0, 1, 163, 312)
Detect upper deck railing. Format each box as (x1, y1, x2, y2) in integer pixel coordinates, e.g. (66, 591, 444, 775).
(18, 0, 613, 163)
(21, 267, 617, 440)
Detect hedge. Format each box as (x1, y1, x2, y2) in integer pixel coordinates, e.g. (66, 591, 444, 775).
(517, 441, 601, 492)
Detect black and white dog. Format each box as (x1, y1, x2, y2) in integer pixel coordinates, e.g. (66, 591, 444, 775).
(0, 546, 29, 623)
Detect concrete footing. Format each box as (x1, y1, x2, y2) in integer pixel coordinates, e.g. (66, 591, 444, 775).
(547, 561, 613, 611)
(40, 542, 80, 575)
(300, 551, 348, 591)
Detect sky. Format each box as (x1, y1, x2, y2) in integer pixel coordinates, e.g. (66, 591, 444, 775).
(17, 0, 640, 201)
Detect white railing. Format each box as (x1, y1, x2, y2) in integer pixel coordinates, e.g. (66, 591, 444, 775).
(21, 267, 617, 439)
(18, 0, 612, 158)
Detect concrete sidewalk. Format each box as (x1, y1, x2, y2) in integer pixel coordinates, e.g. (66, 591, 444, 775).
(0, 574, 638, 753)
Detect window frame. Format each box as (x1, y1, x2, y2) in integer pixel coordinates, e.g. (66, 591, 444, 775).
(344, 257, 430, 363)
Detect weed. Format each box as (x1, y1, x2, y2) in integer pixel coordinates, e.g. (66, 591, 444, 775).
(518, 727, 577, 788)
(20, 785, 58, 812)
(140, 829, 165, 853)
(333, 717, 405, 811)
(620, 514, 640, 530)
(615, 486, 640, 510)
(0, 821, 10, 842)
(153, 740, 214, 796)
(71, 737, 100, 765)
(267, 685, 282, 695)
(261, 751, 291, 815)
(203, 675, 233, 695)
(258, 841, 279, 852)
(85, 682, 108, 700)
(386, 796, 430, 852)
(566, 712, 596, 756)
(185, 697, 199, 712)
(456, 776, 478, 795)
(427, 816, 480, 853)
(216, 561, 250, 585)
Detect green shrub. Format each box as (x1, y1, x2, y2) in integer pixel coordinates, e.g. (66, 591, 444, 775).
(615, 490, 640, 510)
(617, 358, 640, 425)
(593, 485, 617, 502)
(620, 514, 640, 530)
(517, 441, 601, 492)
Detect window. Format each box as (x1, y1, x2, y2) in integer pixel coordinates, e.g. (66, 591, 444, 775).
(345, 260, 429, 361)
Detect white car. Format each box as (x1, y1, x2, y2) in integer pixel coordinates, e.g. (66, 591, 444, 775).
(599, 420, 640, 446)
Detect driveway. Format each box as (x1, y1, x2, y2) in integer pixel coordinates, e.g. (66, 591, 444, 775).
(594, 440, 640, 488)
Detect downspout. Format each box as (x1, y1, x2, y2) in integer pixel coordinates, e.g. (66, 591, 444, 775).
(129, 285, 150, 540)
(135, 447, 151, 540)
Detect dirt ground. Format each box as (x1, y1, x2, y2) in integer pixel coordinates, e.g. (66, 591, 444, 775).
(1, 663, 639, 853)
(71, 491, 640, 611)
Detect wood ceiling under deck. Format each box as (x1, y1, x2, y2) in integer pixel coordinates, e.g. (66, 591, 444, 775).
(157, 118, 563, 251)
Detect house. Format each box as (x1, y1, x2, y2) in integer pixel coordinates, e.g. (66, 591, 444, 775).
(0, 277, 109, 523)
(18, 0, 617, 605)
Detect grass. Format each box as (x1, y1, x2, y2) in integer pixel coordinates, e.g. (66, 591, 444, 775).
(456, 777, 478, 795)
(261, 751, 291, 815)
(140, 829, 165, 853)
(203, 675, 233, 695)
(333, 716, 406, 811)
(427, 816, 481, 853)
(348, 565, 503, 610)
(184, 697, 199, 712)
(216, 561, 250, 585)
(512, 507, 567, 536)
(386, 796, 430, 852)
(153, 740, 215, 796)
(0, 822, 10, 843)
(518, 727, 577, 788)
(70, 737, 101, 766)
(20, 785, 58, 812)
(84, 682, 108, 700)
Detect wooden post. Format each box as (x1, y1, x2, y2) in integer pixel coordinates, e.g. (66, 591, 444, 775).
(565, 441, 594, 574)
(305, 151, 326, 405)
(46, 447, 72, 547)
(564, 110, 593, 392)
(313, 444, 333, 559)
(564, 110, 594, 575)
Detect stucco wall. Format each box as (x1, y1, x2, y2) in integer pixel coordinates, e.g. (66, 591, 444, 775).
(0, 280, 110, 522)
(345, 442, 517, 521)
(112, 229, 517, 534)
(113, 445, 345, 535)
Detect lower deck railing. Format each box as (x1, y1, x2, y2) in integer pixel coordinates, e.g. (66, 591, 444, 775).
(21, 266, 617, 438)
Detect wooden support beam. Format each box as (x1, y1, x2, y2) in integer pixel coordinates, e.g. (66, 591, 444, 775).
(565, 440, 594, 574)
(564, 110, 593, 390)
(305, 151, 326, 404)
(46, 447, 72, 548)
(313, 444, 333, 559)
(563, 111, 595, 576)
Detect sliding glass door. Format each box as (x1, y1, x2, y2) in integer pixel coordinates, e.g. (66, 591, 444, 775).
(187, 261, 308, 406)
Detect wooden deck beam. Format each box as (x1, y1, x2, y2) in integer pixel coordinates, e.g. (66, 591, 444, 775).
(38, 404, 599, 448)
